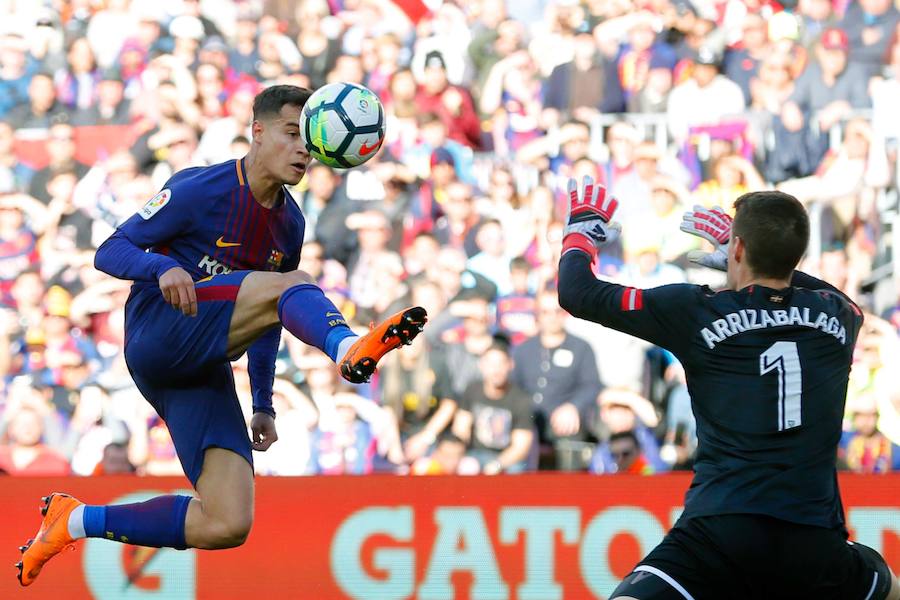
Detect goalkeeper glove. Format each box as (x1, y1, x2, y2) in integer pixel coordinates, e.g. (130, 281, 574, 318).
(679, 205, 732, 272)
(562, 175, 620, 262)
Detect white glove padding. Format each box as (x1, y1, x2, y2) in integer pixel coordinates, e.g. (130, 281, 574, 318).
(679, 205, 732, 272)
(562, 176, 621, 258)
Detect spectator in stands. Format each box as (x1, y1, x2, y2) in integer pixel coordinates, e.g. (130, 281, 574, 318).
(840, 0, 900, 77)
(433, 181, 482, 257)
(28, 123, 88, 204)
(749, 50, 796, 120)
(55, 37, 99, 111)
(479, 50, 543, 157)
(94, 441, 136, 475)
(0, 33, 34, 119)
(643, 176, 695, 263)
(5, 269, 44, 330)
(197, 84, 255, 165)
(346, 209, 398, 312)
(300, 164, 354, 264)
(606, 430, 655, 474)
(617, 11, 677, 106)
(693, 152, 766, 210)
(436, 289, 497, 397)
(779, 118, 887, 253)
(590, 388, 665, 473)
(146, 122, 202, 187)
(512, 290, 602, 469)
(415, 51, 482, 149)
(467, 219, 515, 296)
(667, 46, 746, 143)
(229, 5, 261, 77)
(6, 71, 66, 131)
(0, 404, 70, 476)
(469, 16, 525, 99)
(544, 21, 625, 127)
(251, 377, 317, 476)
(599, 120, 640, 195)
(724, 13, 772, 104)
(72, 67, 131, 126)
(798, 0, 838, 49)
(446, 336, 534, 474)
(839, 393, 900, 472)
(775, 28, 871, 181)
(379, 335, 457, 466)
(0, 195, 43, 297)
(179, 0, 223, 40)
(496, 256, 538, 346)
(0, 120, 33, 193)
(293, 0, 342, 90)
(193, 61, 226, 128)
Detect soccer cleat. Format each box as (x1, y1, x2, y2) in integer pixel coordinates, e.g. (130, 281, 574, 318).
(17, 493, 81, 587)
(339, 306, 427, 383)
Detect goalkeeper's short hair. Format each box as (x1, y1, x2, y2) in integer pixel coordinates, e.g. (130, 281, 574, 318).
(733, 191, 809, 280)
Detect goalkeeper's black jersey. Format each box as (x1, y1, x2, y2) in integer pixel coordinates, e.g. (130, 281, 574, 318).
(558, 252, 863, 530)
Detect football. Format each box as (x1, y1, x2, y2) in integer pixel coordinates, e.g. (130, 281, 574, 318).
(299, 82, 386, 169)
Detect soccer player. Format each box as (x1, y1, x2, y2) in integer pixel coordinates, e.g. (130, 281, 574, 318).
(558, 178, 900, 600)
(16, 85, 426, 586)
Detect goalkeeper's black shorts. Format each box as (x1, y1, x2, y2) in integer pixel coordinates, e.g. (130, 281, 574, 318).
(609, 513, 893, 600)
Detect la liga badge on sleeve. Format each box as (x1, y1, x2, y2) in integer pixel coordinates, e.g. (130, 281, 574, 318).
(139, 189, 172, 220)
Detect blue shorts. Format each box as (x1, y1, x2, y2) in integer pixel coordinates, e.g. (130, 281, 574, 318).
(124, 271, 253, 486)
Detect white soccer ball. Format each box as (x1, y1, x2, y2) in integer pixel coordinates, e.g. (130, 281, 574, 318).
(299, 82, 386, 169)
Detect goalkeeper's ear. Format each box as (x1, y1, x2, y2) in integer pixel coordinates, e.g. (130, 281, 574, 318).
(731, 234, 744, 264)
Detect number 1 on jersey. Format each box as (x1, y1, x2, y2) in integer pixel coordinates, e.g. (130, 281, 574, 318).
(760, 341, 802, 431)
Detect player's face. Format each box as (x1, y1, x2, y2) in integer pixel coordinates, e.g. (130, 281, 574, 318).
(258, 104, 310, 186)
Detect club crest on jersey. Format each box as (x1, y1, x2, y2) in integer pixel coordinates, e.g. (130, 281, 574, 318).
(139, 189, 171, 220)
(267, 248, 284, 269)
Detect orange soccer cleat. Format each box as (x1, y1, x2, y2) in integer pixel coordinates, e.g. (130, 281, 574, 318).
(17, 493, 82, 587)
(339, 306, 427, 383)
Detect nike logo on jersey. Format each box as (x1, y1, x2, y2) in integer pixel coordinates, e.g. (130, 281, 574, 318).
(216, 236, 242, 248)
(359, 140, 381, 156)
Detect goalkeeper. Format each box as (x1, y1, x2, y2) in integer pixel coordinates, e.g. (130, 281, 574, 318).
(558, 176, 898, 600)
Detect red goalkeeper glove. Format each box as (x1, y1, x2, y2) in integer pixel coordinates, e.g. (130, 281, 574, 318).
(679, 205, 732, 271)
(562, 175, 620, 262)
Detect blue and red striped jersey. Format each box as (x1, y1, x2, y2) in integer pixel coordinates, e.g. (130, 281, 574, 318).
(95, 158, 304, 285)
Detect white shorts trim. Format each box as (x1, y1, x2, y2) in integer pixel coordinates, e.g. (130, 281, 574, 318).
(863, 571, 878, 600)
(634, 565, 696, 600)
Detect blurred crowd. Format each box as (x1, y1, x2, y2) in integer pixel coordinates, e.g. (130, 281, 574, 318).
(2, 0, 900, 478)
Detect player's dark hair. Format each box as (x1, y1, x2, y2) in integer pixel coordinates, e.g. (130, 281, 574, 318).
(732, 191, 809, 280)
(252, 85, 313, 121)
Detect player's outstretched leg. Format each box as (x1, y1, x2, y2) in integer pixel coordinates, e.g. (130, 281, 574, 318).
(336, 306, 428, 383)
(276, 282, 426, 383)
(17, 493, 80, 586)
(17, 492, 192, 587)
(223, 270, 427, 383)
(17, 449, 251, 587)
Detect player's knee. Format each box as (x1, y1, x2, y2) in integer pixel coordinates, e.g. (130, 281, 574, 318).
(278, 270, 316, 296)
(207, 513, 253, 548)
